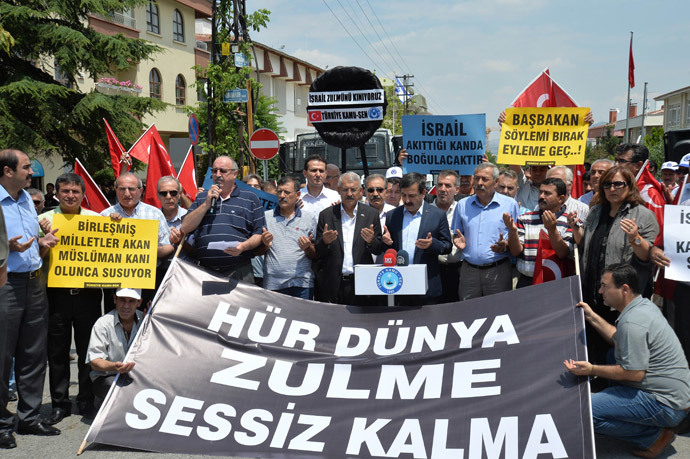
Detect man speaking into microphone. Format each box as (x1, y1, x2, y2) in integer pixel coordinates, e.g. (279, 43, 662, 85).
(181, 156, 265, 281)
(383, 172, 452, 305)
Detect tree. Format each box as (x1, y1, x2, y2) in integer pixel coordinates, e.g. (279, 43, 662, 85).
(192, 5, 281, 180)
(644, 126, 665, 171)
(0, 0, 166, 173)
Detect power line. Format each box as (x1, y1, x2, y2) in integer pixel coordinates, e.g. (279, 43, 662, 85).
(332, 0, 396, 76)
(355, 0, 406, 73)
(363, 0, 446, 114)
(320, 0, 380, 73)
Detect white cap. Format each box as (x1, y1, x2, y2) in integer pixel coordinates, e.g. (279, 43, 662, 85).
(386, 166, 403, 179)
(115, 288, 142, 300)
(680, 153, 690, 168)
(661, 161, 679, 171)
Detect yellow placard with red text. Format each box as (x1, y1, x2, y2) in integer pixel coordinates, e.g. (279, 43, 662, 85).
(47, 214, 157, 289)
(498, 107, 589, 166)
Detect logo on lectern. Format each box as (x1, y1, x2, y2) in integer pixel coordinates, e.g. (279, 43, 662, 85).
(376, 268, 403, 294)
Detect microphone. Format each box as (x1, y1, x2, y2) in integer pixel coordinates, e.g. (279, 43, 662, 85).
(209, 177, 221, 214)
(396, 249, 410, 266)
(383, 249, 397, 267)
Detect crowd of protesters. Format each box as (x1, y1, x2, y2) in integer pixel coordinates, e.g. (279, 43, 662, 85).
(2, 142, 690, 455)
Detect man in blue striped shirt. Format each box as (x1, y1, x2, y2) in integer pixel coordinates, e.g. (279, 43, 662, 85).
(181, 156, 265, 282)
(258, 177, 317, 299)
(505, 177, 574, 288)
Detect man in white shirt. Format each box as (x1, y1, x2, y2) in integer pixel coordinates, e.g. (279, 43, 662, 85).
(299, 154, 340, 216)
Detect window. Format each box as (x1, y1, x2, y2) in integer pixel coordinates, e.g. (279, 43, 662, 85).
(175, 74, 186, 105)
(173, 9, 184, 42)
(686, 98, 690, 124)
(669, 103, 681, 128)
(146, 2, 159, 34)
(149, 68, 161, 100)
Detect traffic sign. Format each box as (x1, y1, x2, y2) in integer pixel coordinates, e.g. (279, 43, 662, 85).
(234, 53, 249, 67)
(188, 113, 199, 146)
(223, 89, 249, 103)
(249, 128, 280, 160)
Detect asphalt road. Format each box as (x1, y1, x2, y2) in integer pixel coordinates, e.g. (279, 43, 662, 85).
(3, 359, 689, 458)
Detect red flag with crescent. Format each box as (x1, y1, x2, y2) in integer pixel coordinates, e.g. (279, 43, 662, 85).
(511, 68, 578, 108)
(533, 230, 575, 285)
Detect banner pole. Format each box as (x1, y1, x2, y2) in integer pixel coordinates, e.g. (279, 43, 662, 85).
(77, 439, 88, 455)
(574, 244, 581, 277)
(174, 238, 184, 258)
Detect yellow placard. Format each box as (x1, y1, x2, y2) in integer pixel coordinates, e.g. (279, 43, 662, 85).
(47, 214, 158, 289)
(221, 42, 230, 56)
(497, 107, 589, 166)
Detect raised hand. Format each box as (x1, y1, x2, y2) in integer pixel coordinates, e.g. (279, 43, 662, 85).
(490, 233, 507, 253)
(9, 235, 35, 252)
(542, 210, 557, 232)
(503, 212, 517, 232)
(360, 224, 375, 244)
(453, 228, 466, 250)
(298, 234, 314, 251)
(382, 224, 393, 246)
(169, 227, 183, 245)
(566, 211, 579, 228)
(261, 226, 273, 248)
(322, 223, 338, 245)
(415, 232, 433, 250)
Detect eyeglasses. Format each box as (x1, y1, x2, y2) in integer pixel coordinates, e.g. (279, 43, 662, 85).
(158, 190, 179, 197)
(614, 158, 635, 164)
(116, 186, 140, 193)
(366, 187, 385, 193)
(601, 181, 628, 190)
(211, 168, 236, 174)
(33, 200, 43, 205)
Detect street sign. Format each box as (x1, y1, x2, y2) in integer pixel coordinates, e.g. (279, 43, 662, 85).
(188, 113, 199, 146)
(223, 89, 249, 103)
(234, 53, 249, 67)
(221, 42, 230, 56)
(249, 128, 280, 160)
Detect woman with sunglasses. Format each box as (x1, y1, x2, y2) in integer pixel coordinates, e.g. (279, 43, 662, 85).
(570, 166, 659, 371)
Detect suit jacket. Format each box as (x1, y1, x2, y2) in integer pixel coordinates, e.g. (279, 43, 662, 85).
(314, 203, 383, 303)
(385, 204, 452, 298)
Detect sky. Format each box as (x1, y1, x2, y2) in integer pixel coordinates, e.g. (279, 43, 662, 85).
(253, 0, 689, 140)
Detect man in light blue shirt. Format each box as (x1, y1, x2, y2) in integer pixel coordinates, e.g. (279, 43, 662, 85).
(452, 163, 519, 300)
(0, 149, 61, 446)
(259, 177, 317, 299)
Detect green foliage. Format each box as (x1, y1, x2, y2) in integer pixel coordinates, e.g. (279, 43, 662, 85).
(645, 126, 665, 171)
(191, 6, 281, 179)
(0, 0, 166, 175)
(587, 126, 621, 163)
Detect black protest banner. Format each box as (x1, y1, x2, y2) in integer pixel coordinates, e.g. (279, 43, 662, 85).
(85, 260, 594, 458)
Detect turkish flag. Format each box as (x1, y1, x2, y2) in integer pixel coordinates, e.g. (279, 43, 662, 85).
(178, 145, 198, 201)
(127, 125, 168, 164)
(511, 68, 578, 108)
(308, 110, 322, 122)
(628, 36, 635, 89)
(636, 161, 665, 245)
(74, 159, 110, 213)
(571, 164, 586, 199)
(533, 230, 575, 285)
(104, 119, 129, 178)
(143, 139, 177, 207)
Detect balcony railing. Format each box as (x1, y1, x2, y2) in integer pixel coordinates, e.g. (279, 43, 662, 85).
(94, 11, 136, 29)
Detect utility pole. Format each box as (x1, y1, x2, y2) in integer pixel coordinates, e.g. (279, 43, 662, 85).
(396, 74, 414, 115)
(640, 82, 648, 143)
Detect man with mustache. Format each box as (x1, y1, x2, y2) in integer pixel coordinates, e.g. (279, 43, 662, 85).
(432, 170, 463, 303)
(181, 156, 264, 282)
(313, 172, 382, 305)
(257, 177, 317, 299)
(451, 163, 519, 300)
(384, 172, 452, 305)
(504, 177, 574, 288)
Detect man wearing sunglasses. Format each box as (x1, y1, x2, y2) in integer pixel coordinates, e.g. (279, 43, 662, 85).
(181, 156, 265, 282)
(615, 143, 648, 177)
(156, 176, 186, 240)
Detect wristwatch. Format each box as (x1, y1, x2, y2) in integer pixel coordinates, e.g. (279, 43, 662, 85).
(632, 236, 643, 246)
